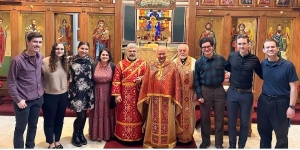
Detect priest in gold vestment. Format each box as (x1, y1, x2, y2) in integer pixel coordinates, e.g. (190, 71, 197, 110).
(137, 46, 182, 148)
(173, 44, 197, 143)
(111, 43, 147, 141)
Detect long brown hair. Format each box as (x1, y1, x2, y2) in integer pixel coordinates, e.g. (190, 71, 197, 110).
(49, 42, 69, 73)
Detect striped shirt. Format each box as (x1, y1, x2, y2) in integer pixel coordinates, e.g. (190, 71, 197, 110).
(194, 54, 228, 99)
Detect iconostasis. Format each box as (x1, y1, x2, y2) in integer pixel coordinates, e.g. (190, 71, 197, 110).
(195, 17, 222, 59)
(55, 14, 73, 56)
(267, 18, 293, 60)
(136, 9, 172, 43)
(0, 12, 10, 76)
(88, 14, 114, 61)
(21, 13, 46, 56)
(231, 18, 257, 54)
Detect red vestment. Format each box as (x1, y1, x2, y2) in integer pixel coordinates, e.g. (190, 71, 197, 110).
(0, 26, 6, 64)
(111, 58, 147, 141)
(137, 61, 182, 148)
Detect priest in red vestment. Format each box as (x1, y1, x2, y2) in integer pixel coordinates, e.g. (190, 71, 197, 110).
(173, 44, 197, 143)
(137, 46, 182, 148)
(111, 43, 147, 141)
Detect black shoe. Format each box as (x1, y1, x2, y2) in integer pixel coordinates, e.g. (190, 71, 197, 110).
(48, 146, 55, 149)
(229, 145, 236, 149)
(72, 131, 82, 147)
(78, 132, 87, 145)
(199, 142, 211, 148)
(215, 145, 224, 149)
(55, 144, 63, 149)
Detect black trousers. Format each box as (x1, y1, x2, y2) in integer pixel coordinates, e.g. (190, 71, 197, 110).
(257, 93, 289, 148)
(42, 92, 68, 144)
(13, 96, 44, 148)
(200, 85, 226, 145)
(226, 87, 253, 148)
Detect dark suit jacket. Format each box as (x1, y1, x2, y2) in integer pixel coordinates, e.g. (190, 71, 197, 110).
(92, 61, 116, 109)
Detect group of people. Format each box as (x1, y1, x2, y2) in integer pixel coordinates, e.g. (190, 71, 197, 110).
(6, 31, 298, 149)
(194, 34, 298, 149)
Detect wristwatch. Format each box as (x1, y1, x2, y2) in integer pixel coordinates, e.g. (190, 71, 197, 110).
(289, 105, 296, 109)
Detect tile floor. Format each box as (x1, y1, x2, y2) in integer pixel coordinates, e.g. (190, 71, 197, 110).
(0, 116, 299, 149)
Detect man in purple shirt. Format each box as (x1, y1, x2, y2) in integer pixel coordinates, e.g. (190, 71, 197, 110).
(7, 32, 44, 148)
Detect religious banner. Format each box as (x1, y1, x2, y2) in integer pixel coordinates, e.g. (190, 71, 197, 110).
(88, 14, 114, 61)
(231, 18, 257, 54)
(135, 0, 176, 10)
(136, 9, 172, 43)
(55, 14, 73, 56)
(21, 13, 45, 55)
(267, 18, 293, 60)
(0, 12, 10, 76)
(195, 17, 222, 58)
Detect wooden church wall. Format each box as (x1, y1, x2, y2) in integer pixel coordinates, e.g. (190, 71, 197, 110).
(187, 0, 300, 102)
(0, 0, 123, 68)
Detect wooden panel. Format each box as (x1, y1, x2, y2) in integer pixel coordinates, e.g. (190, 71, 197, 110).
(79, 12, 88, 42)
(221, 15, 232, 58)
(45, 11, 54, 56)
(113, 0, 122, 63)
(10, 10, 20, 59)
(0, 6, 115, 14)
(253, 16, 267, 102)
(196, 9, 299, 18)
(187, 0, 196, 57)
(292, 17, 300, 104)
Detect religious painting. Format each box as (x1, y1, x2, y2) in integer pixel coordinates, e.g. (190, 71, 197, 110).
(240, 0, 253, 4)
(199, 0, 218, 5)
(267, 18, 293, 60)
(88, 14, 114, 61)
(55, 14, 73, 56)
(231, 18, 257, 54)
(220, 0, 235, 5)
(135, 0, 176, 10)
(277, 0, 290, 5)
(257, 0, 271, 5)
(195, 17, 222, 59)
(136, 9, 172, 43)
(0, 12, 11, 76)
(21, 13, 45, 55)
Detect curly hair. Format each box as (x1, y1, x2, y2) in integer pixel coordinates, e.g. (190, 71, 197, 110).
(49, 42, 69, 73)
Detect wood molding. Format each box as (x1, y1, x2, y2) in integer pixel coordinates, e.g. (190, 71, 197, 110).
(292, 17, 300, 78)
(10, 10, 20, 59)
(45, 11, 54, 56)
(253, 16, 267, 102)
(113, 0, 122, 63)
(187, 0, 196, 57)
(79, 12, 89, 42)
(221, 15, 232, 58)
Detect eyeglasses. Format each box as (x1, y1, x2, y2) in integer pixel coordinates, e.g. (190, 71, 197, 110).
(201, 46, 212, 49)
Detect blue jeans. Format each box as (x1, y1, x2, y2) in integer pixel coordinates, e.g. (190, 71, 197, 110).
(226, 87, 253, 148)
(13, 96, 44, 148)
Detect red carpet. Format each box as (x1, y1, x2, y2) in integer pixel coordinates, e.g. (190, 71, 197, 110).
(103, 138, 197, 148)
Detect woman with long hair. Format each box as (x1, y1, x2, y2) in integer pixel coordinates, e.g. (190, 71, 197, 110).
(42, 42, 69, 149)
(68, 42, 94, 147)
(89, 48, 116, 142)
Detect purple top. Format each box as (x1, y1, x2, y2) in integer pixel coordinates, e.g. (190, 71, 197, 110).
(7, 50, 44, 103)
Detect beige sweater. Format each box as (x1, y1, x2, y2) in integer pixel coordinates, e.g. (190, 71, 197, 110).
(42, 57, 68, 95)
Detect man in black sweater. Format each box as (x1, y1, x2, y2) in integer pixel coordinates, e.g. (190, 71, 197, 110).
(225, 34, 263, 149)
